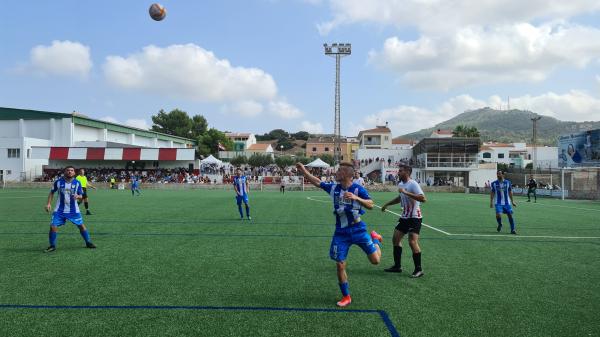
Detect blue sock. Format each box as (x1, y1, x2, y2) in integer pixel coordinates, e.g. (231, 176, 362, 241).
(496, 217, 502, 227)
(339, 282, 350, 297)
(508, 216, 515, 231)
(49, 230, 57, 246)
(245, 205, 250, 217)
(79, 228, 91, 243)
(373, 239, 381, 247)
(238, 205, 244, 218)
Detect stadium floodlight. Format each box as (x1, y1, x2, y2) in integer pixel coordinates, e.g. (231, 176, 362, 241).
(323, 43, 351, 165)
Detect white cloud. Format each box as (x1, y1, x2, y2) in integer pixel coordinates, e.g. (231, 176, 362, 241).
(221, 100, 264, 117)
(268, 99, 304, 119)
(300, 120, 324, 134)
(359, 91, 600, 136)
(369, 22, 600, 90)
(317, 0, 600, 34)
(103, 44, 277, 102)
(101, 116, 150, 130)
(28, 40, 92, 78)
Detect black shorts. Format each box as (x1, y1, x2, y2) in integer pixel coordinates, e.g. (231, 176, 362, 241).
(395, 218, 422, 234)
(82, 187, 88, 198)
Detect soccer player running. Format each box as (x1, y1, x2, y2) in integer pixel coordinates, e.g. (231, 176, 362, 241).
(490, 170, 517, 234)
(296, 162, 382, 307)
(76, 168, 95, 215)
(233, 168, 251, 220)
(45, 166, 96, 252)
(526, 175, 537, 203)
(381, 163, 427, 278)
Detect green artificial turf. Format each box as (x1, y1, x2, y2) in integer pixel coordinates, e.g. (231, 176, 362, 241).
(0, 188, 599, 337)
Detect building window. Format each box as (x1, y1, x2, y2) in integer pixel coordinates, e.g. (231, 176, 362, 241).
(27, 149, 31, 159)
(498, 153, 505, 159)
(482, 152, 491, 159)
(324, 147, 329, 152)
(384, 136, 389, 141)
(8, 148, 20, 158)
(312, 147, 317, 152)
(367, 137, 372, 142)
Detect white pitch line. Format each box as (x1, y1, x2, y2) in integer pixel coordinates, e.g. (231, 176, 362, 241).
(306, 196, 600, 240)
(449, 233, 600, 239)
(306, 196, 452, 236)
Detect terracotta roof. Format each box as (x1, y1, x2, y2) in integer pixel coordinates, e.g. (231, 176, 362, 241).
(247, 144, 271, 151)
(358, 126, 391, 136)
(226, 132, 251, 138)
(480, 146, 492, 151)
(392, 137, 415, 145)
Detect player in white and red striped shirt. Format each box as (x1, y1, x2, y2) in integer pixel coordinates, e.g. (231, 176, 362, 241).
(381, 163, 427, 278)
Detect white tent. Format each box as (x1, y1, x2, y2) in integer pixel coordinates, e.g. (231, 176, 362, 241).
(306, 158, 330, 168)
(200, 155, 222, 165)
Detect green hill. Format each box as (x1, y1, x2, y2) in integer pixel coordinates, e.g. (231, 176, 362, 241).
(402, 108, 600, 145)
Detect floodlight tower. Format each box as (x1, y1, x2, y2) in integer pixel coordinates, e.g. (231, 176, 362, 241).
(531, 116, 542, 170)
(324, 43, 351, 164)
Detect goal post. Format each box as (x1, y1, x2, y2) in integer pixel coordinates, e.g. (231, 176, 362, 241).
(559, 167, 600, 200)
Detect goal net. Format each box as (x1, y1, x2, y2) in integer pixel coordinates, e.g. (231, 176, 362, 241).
(560, 167, 600, 200)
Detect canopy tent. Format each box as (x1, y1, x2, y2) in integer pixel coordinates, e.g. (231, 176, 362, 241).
(200, 155, 222, 165)
(306, 158, 330, 168)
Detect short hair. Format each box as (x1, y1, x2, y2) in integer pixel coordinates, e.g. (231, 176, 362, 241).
(497, 170, 504, 175)
(398, 162, 412, 174)
(338, 162, 355, 175)
(64, 166, 75, 171)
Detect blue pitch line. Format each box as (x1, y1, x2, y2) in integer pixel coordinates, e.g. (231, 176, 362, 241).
(0, 304, 400, 337)
(1, 231, 599, 245)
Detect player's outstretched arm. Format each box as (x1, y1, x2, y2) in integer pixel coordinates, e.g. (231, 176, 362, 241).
(381, 196, 401, 212)
(295, 163, 321, 187)
(490, 191, 494, 208)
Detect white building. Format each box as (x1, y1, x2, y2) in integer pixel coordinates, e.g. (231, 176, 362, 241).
(0, 107, 195, 182)
(479, 142, 558, 169)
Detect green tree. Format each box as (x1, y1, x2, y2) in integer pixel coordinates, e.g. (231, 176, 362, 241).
(197, 128, 233, 157)
(230, 155, 248, 166)
(275, 155, 295, 168)
(291, 131, 310, 141)
(452, 125, 480, 138)
(276, 138, 294, 151)
(295, 156, 311, 164)
(248, 154, 273, 167)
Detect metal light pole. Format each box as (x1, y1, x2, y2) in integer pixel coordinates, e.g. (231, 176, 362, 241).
(324, 43, 351, 165)
(531, 116, 542, 171)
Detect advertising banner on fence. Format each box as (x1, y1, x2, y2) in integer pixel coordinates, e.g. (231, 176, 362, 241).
(558, 129, 600, 168)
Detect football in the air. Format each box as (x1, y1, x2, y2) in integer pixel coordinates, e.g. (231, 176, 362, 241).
(149, 3, 166, 21)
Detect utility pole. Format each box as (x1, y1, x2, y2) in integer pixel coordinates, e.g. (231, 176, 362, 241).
(324, 43, 351, 165)
(531, 116, 542, 171)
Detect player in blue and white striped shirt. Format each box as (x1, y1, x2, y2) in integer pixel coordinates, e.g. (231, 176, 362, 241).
(44, 166, 96, 252)
(296, 162, 382, 307)
(233, 168, 251, 220)
(490, 170, 517, 234)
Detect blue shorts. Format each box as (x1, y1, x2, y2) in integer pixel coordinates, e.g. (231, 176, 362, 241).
(50, 212, 84, 227)
(329, 223, 378, 262)
(495, 205, 513, 215)
(236, 194, 249, 204)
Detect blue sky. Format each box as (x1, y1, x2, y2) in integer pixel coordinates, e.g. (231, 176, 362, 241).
(2, 0, 600, 137)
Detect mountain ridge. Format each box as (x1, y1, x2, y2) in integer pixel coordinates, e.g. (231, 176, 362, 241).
(399, 108, 600, 145)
